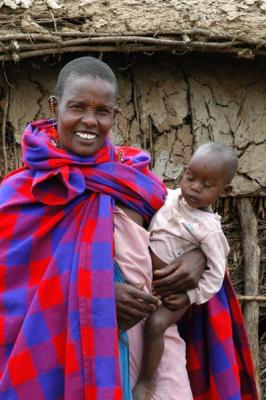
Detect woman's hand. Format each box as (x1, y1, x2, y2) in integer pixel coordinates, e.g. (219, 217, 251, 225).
(115, 282, 160, 332)
(152, 248, 206, 298)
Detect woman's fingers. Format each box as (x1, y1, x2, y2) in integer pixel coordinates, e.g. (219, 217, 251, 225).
(115, 282, 160, 329)
(154, 275, 194, 296)
(153, 249, 206, 295)
(153, 260, 180, 279)
(153, 267, 188, 290)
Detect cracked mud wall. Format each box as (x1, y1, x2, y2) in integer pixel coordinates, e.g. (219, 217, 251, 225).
(0, 53, 266, 196)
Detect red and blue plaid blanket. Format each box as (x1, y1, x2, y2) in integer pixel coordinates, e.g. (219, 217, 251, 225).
(0, 119, 166, 400)
(179, 274, 258, 400)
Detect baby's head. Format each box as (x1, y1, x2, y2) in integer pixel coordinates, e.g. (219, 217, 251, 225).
(180, 142, 238, 209)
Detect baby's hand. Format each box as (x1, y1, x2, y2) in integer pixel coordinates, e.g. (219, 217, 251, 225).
(163, 293, 190, 311)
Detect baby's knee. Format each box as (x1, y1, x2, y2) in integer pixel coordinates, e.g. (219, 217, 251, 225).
(145, 311, 168, 339)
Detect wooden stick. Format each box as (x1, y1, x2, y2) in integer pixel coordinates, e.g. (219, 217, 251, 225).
(0, 37, 247, 53)
(1, 43, 265, 62)
(1, 85, 9, 176)
(237, 199, 261, 394)
(0, 30, 264, 46)
(237, 295, 266, 302)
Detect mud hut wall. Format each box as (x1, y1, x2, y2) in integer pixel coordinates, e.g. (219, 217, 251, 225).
(0, 54, 265, 392)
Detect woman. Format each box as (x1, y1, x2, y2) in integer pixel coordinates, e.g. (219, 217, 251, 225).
(0, 57, 257, 400)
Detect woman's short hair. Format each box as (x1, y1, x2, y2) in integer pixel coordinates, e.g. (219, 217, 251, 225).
(55, 56, 117, 98)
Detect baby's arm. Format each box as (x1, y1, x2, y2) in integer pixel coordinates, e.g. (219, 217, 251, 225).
(186, 230, 230, 305)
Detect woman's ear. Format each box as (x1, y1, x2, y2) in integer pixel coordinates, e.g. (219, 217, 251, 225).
(220, 184, 232, 198)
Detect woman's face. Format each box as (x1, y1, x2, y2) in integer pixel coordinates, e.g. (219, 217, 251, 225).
(56, 75, 116, 156)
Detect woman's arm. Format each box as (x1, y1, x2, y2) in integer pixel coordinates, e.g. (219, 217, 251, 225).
(152, 248, 206, 298)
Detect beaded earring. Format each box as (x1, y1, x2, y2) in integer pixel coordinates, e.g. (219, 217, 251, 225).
(48, 95, 57, 123)
(113, 106, 120, 139)
(48, 95, 59, 146)
(113, 106, 130, 146)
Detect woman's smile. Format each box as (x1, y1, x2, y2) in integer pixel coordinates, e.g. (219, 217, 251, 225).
(74, 130, 98, 142)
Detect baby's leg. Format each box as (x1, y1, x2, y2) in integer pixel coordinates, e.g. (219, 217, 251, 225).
(133, 305, 181, 400)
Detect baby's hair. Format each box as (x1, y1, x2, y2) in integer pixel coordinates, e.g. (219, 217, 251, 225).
(193, 142, 238, 182)
(55, 56, 117, 98)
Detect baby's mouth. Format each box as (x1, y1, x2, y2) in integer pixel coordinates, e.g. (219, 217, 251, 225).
(187, 194, 198, 203)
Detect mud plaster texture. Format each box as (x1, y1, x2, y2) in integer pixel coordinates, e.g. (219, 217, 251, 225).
(1, 53, 265, 196)
(1, 0, 266, 43)
(0, 53, 265, 396)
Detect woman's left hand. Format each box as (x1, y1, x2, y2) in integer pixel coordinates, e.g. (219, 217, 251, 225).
(152, 248, 206, 297)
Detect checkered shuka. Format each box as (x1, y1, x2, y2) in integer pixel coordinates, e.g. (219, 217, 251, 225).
(0, 119, 166, 400)
(0, 119, 258, 399)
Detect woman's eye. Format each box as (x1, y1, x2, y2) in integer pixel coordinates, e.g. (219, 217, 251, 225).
(69, 104, 83, 110)
(97, 108, 111, 115)
(203, 182, 211, 188)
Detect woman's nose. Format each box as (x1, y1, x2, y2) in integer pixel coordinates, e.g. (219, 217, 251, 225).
(81, 110, 97, 125)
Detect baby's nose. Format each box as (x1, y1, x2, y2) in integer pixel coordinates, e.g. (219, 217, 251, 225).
(191, 181, 202, 192)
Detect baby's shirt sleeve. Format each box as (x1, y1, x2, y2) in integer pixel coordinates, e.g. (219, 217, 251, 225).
(186, 229, 230, 305)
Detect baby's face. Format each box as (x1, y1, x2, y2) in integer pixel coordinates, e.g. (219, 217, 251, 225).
(180, 155, 228, 209)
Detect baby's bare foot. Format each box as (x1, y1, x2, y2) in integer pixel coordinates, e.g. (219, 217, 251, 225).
(133, 380, 154, 400)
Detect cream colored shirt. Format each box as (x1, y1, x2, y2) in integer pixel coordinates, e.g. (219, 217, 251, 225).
(149, 188, 230, 305)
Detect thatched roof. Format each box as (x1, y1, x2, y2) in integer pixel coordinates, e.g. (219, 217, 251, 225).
(1, 0, 266, 62)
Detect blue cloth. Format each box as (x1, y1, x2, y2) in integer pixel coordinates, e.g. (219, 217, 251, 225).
(114, 261, 133, 400)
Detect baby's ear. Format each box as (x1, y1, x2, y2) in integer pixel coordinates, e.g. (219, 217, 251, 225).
(220, 184, 232, 198)
(182, 164, 188, 175)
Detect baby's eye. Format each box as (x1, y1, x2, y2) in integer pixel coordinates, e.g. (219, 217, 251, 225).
(203, 181, 211, 188)
(186, 174, 194, 181)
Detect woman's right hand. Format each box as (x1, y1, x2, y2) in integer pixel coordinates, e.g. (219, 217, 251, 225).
(115, 282, 160, 332)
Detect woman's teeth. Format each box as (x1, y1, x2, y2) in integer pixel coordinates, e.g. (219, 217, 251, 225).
(75, 132, 96, 140)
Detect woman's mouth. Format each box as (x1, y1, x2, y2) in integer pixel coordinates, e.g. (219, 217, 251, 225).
(74, 131, 97, 142)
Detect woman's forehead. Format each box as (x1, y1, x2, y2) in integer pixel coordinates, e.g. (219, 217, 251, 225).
(61, 75, 116, 103)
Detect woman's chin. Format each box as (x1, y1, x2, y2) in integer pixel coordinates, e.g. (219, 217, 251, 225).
(67, 140, 104, 157)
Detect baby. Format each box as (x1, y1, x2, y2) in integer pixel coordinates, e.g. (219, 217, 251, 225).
(133, 142, 238, 400)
